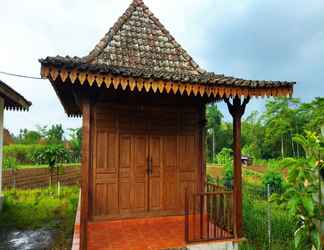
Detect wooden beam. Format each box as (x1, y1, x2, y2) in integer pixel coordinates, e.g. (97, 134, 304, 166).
(80, 98, 92, 250)
(225, 96, 249, 238)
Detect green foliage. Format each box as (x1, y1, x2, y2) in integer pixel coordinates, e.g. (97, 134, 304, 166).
(205, 97, 324, 161)
(215, 147, 232, 165)
(46, 124, 65, 144)
(33, 144, 69, 186)
(15, 129, 42, 144)
(262, 170, 284, 191)
(0, 186, 79, 248)
(243, 192, 294, 250)
(3, 144, 46, 165)
(215, 148, 233, 187)
(3, 157, 17, 171)
(68, 128, 82, 162)
(33, 144, 69, 168)
(206, 104, 225, 161)
(271, 132, 323, 250)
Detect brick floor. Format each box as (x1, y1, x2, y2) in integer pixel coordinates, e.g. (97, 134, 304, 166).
(88, 216, 187, 250)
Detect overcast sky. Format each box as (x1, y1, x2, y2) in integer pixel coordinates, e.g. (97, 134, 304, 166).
(1, 0, 323, 136)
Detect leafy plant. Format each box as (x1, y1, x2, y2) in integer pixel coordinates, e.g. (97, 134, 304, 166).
(262, 170, 284, 192)
(215, 148, 233, 188)
(33, 144, 69, 187)
(271, 132, 323, 250)
(3, 157, 17, 189)
(68, 128, 82, 162)
(3, 144, 46, 165)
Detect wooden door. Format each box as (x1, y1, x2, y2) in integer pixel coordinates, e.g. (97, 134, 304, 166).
(119, 134, 148, 214)
(162, 135, 179, 211)
(132, 135, 149, 212)
(148, 136, 162, 211)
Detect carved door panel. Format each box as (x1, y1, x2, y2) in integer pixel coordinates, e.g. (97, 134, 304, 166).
(132, 135, 149, 212)
(148, 136, 162, 211)
(162, 135, 179, 211)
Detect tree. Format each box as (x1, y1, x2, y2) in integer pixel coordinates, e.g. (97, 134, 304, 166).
(299, 98, 324, 135)
(34, 144, 68, 188)
(206, 104, 223, 161)
(68, 128, 82, 162)
(262, 97, 301, 158)
(16, 129, 42, 144)
(46, 124, 65, 145)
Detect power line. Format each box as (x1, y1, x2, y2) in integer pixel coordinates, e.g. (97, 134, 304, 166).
(0, 70, 44, 80)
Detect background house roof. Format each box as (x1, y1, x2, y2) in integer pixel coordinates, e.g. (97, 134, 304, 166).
(0, 80, 31, 111)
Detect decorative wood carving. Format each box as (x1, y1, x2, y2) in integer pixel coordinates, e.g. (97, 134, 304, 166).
(41, 66, 294, 98)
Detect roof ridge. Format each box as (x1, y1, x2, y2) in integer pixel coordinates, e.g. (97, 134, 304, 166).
(84, 0, 205, 74)
(84, 1, 138, 62)
(140, 3, 205, 74)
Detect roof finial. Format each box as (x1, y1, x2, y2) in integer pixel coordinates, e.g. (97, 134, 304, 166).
(133, 0, 144, 6)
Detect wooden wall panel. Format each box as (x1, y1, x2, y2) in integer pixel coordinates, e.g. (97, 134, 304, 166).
(163, 136, 178, 210)
(149, 136, 162, 211)
(119, 135, 132, 212)
(132, 136, 148, 211)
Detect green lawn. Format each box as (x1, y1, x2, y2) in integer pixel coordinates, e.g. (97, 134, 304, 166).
(0, 186, 79, 249)
(14, 163, 80, 169)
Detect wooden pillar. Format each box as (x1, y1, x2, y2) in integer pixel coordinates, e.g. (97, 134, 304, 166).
(200, 104, 207, 192)
(225, 96, 249, 238)
(0, 98, 4, 212)
(80, 98, 92, 250)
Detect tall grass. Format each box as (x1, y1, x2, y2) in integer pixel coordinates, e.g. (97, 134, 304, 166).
(242, 188, 294, 250)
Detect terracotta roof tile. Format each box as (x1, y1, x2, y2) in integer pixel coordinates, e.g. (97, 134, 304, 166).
(83, 0, 204, 75)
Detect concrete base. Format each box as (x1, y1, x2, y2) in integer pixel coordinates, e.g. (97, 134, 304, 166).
(187, 242, 238, 250)
(0, 193, 4, 212)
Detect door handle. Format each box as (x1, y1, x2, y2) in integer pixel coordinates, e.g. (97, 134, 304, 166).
(147, 157, 153, 176)
(147, 157, 151, 176)
(150, 158, 153, 176)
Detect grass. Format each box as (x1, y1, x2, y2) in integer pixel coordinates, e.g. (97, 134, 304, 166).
(242, 194, 294, 250)
(0, 186, 79, 249)
(13, 163, 80, 169)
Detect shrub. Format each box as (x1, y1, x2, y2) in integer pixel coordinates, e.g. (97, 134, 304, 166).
(0, 186, 79, 230)
(215, 148, 233, 188)
(3, 157, 17, 170)
(262, 170, 284, 192)
(3, 144, 46, 165)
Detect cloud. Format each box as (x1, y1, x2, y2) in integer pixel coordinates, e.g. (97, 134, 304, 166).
(0, 0, 323, 134)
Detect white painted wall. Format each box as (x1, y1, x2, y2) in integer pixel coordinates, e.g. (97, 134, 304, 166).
(0, 97, 4, 211)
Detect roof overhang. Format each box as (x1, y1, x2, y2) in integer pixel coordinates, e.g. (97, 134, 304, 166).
(39, 57, 295, 117)
(0, 80, 32, 111)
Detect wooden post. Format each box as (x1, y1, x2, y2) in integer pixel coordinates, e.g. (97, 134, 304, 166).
(0, 97, 4, 212)
(225, 96, 249, 238)
(200, 104, 207, 192)
(80, 98, 92, 250)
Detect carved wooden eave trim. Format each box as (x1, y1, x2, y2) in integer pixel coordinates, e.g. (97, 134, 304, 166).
(0, 80, 32, 111)
(41, 66, 294, 99)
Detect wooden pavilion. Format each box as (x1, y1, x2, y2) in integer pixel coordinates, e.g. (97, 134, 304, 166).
(40, 0, 295, 249)
(0, 79, 31, 211)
